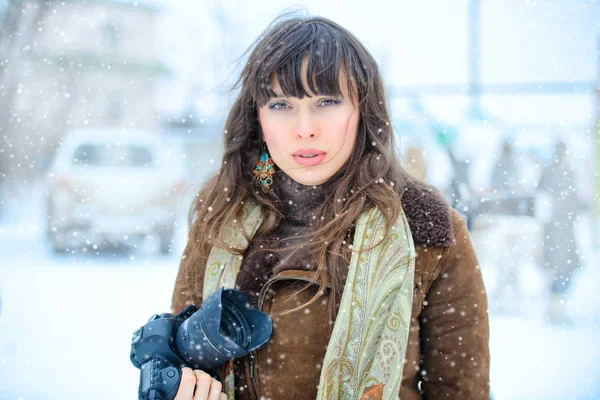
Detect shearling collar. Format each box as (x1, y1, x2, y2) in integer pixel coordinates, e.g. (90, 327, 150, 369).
(263, 171, 455, 248)
(400, 177, 455, 248)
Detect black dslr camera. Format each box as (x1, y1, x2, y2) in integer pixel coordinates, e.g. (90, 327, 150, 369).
(130, 287, 273, 400)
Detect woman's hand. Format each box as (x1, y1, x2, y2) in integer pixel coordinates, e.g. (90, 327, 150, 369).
(174, 367, 227, 400)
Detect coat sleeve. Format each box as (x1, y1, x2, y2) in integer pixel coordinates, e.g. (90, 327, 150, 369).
(170, 220, 207, 314)
(418, 216, 490, 399)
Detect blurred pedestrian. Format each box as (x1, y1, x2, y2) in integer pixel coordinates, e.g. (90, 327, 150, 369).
(490, 140, 519, 192)
(403, 144, 428, 181)
(485, 140, 523, 312)
(538, 141, 581, 325)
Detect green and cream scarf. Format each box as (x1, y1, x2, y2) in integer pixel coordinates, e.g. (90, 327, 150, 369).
(203, 200, 415, 399)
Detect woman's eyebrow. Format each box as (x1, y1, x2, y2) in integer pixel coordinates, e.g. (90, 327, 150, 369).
(269, 95, 288, 101)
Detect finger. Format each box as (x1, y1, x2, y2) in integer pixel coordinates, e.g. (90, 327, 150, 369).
(219, 393, 227, 400)
(192, 369, 212, 400)
(208, 378, 223, 400)
(174, 368, 196, 400)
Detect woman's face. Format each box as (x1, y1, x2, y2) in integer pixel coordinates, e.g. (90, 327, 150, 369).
(258, 60, 359, 187)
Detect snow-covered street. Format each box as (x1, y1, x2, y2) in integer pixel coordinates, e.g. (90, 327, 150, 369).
(0, 182, 599, 399)
(0, 182, 189, 399)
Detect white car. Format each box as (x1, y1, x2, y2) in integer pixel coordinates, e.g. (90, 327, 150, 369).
(46, 128, 186, 254)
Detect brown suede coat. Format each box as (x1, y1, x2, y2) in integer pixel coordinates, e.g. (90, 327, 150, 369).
(171, 180, 490, 399)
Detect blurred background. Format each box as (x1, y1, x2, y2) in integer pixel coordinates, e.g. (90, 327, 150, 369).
(0, 0, 599, 399)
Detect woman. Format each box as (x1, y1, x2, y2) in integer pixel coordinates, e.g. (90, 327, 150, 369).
(171, 15, 489, 400)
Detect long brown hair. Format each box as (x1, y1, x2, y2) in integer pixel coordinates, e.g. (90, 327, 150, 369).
(184, 14, 410, 318)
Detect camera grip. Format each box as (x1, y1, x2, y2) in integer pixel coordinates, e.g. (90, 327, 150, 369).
(139, 358, 181, 400)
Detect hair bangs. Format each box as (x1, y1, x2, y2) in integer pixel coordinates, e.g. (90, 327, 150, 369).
(251, 21, 358, 106)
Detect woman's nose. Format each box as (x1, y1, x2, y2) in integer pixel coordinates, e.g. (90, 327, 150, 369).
(296, 110, 318, 139)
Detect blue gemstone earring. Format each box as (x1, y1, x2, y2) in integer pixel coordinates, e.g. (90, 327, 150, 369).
(253, 142, 275, 192)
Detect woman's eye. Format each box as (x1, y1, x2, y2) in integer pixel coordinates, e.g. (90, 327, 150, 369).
(268, 102, 289, 110)
(320, 98, 339, 106)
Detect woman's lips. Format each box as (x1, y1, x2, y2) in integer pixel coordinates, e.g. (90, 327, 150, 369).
(293, 153, 326, 167)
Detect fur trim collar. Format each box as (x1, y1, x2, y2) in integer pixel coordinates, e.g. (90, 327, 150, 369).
(400, 178, 455, 247)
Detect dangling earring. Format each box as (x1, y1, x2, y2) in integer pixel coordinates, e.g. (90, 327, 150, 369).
(253, 142, 275, 192)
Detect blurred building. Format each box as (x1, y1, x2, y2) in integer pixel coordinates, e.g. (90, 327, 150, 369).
(1, 0, 167, 180)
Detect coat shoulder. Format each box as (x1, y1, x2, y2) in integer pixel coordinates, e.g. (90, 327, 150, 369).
(399, 178, 457, 247)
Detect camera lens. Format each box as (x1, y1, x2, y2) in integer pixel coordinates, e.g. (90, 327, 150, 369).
(174, 287, 273, 370)
(219, 298, 251, 349)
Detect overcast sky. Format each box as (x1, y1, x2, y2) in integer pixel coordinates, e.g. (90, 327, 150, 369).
(153, 0, 600, 126)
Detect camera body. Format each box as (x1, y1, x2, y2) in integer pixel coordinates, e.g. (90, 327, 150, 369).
(130, 305, 197, 400)
(130, 287, 273, 400)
